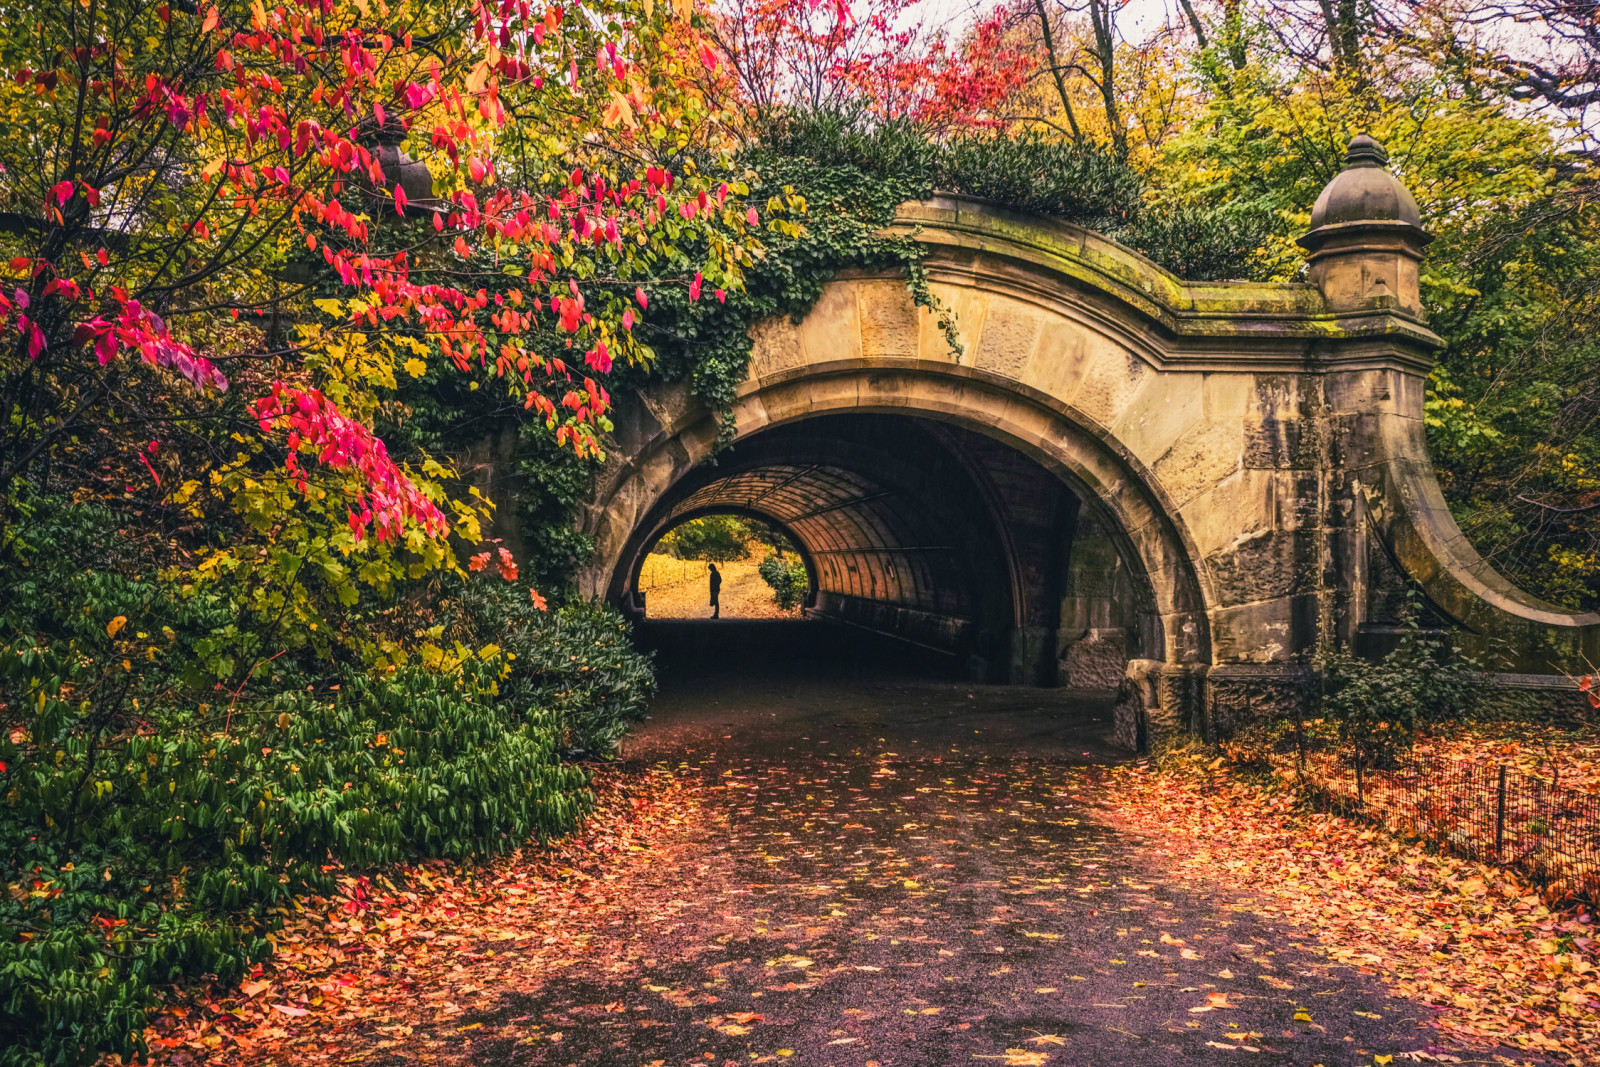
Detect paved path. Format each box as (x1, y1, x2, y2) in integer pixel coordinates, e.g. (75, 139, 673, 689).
(438, 628, 1454, 1067)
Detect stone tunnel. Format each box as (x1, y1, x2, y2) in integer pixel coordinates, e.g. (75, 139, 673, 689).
(482, 137, 1600, 739)
(608, 413, 1154, 687)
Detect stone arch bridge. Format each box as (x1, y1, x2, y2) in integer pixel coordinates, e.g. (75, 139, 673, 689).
(495, 139, 1598, 736)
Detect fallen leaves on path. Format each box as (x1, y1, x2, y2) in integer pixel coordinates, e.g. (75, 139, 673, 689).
(1100, 759, 1600, 1066)
(132, 766, 708, 1065)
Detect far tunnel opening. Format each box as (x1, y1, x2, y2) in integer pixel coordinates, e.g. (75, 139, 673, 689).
(635, 512, 815, 620)
(614, 413, 1160, 690)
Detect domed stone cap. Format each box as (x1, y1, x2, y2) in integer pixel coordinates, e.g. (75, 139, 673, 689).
(1299, 135, 1430, 252)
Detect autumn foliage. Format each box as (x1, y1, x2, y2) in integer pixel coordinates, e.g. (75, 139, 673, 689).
(0, 0, 761, 1061)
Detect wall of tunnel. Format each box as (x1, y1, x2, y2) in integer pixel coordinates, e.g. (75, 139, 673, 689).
(615, 413, 1157, 686)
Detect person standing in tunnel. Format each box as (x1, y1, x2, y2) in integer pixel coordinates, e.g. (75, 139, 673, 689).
(708, 562, 722, 618)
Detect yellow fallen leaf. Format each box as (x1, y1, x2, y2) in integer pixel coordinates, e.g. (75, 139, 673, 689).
(1293, 1011, 1312, 1023)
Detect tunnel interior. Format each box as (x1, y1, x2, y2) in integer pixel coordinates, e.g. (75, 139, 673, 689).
(616, 414, 1158, 686)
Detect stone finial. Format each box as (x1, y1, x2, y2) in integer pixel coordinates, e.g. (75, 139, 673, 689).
(1298, 135, 1432, 319)
(1343, 133, 1388, 168)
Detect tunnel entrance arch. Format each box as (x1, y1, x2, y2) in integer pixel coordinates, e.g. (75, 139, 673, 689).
(589, 367, 1211, 699)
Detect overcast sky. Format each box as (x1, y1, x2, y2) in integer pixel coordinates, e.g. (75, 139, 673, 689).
(918, 0, 1180, 42)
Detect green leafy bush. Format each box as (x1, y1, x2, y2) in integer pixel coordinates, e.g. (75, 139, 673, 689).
(0, 643, 589, 1066)
(1317, 602, 1484, 767)
(656, 515, 752, 562)
(758, 553, 810, 611)
(434, 584, 656, 759)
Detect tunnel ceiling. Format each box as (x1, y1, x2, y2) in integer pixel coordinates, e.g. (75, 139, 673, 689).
(627, 415, 1080, 635)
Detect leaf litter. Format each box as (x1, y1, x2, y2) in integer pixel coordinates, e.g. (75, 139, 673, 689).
(119, 733, 1596, 1066)
(1099, 758, 1600, 1065)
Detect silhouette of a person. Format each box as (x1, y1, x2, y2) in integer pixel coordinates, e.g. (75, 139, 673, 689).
(708, 562, 722, 618)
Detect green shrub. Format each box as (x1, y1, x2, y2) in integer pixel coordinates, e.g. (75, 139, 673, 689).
(656, 515, 751, 562)
(0, 641, 590, 1066)
(1317, 600, 1484, 767)
(758, 553, 810, 612)
(434, 584, 656, 759)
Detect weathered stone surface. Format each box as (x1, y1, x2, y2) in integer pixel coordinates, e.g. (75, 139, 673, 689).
(1206, 664, 1317, 737)
(974, 299, 1043, 379)
(1074, 348, 1153, 428)
(748, 316, 805, 379)
(1061, 628, 1128, 690)
(1112, 659, 1163, 751)
(1244, 419, 1317, 470)
(1153, 420, 1242, 507)
(1205, 530, 1320, 605)
(856, 280, 920, 359)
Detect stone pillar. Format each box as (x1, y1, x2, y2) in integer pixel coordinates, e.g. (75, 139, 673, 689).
(1112, 660, 1209, 751)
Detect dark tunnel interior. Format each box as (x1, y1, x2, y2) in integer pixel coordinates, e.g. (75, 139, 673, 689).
(618, 414, 1159, 688)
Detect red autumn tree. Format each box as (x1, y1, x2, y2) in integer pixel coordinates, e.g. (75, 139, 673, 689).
(0, 0, 769, 653)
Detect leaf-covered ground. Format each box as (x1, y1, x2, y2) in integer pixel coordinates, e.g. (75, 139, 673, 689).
(131, 638, 1596, 1066)
(1100, 755, 1600, 1066)
(1410, 725, 1600, 796)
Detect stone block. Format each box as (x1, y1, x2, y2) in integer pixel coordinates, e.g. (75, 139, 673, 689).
(746, 316, 805, 379)
(1060, 628, 1128, 690)
(1205, 664, 1317, 737)
(1153, 420, 1242, 507)
(1180, 469, 1276, 556)
(795, 281, 862, 365)
(1111, 659, 1163, 752)
(1249, 374, 1315, 421)
(923, 282, 989, 364)
(1024, 319, 1095, 401)
(1271, 472, 1321, 530)
(974, 297, 1044, 379)
(856, 279, 920, 359)
(1205, 530, 1320, 605)
(1323, 367, 1399, 416)
(1202, 373, 1255, 420)
(1210, 596, 1319, 663)
(1111, 372, 1204, 465)
(1243, 418, 1318, 469)
(1073, 347, 1153, 428)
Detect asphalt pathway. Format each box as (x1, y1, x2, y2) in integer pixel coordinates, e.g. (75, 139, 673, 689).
(442, 623, 1460, 1067)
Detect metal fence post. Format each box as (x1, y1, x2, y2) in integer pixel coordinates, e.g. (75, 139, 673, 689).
(1355, 760, 1364, 810)
(1294, 699, 1306, 783)
(1495, 764, 1508, 859)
